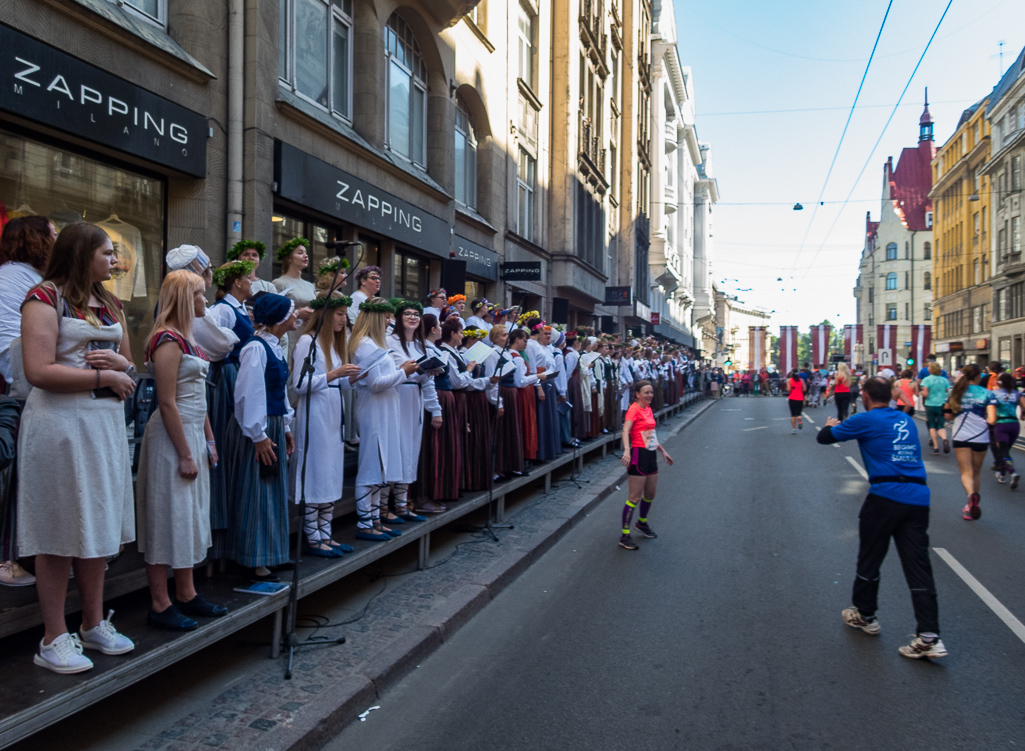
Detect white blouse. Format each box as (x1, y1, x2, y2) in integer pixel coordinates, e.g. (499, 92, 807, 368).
(234, 330, 295, 442)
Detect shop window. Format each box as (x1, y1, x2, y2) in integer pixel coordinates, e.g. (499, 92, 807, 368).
(118, 0, 166, 26)
(385, 13, 427, 167)
(455, 101, 478, 210)
(0, 129, 163, 368)
(885, 242, 897, 261)
(279, 0, 353, 121)
(393, 249, 428, 300)
(270, 212, 345, 283)
(464, 280, 485, 302)
(517, 147, 536, 242)
(885, 272, 897, 290)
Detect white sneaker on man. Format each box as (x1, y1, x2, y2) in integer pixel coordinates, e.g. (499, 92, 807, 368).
(79, 610, 135, 655)
(0, 560, 35, 587)
(34, 633, 94, 674)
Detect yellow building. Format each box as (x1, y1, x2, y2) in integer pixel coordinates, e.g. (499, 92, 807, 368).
(929, 98, 992, 370)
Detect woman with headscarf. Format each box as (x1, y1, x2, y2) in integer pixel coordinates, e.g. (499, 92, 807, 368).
(579, 335, 601, 438)
(229, 293, 299, 581)
(386, 299, 440, 522)
(349, 297, 418, 539)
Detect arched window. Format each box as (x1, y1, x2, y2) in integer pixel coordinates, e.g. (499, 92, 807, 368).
(455, 100, 478, 209)
(924, 271, 932, 290)
(923, 241, 932, 259)
(385, 13, 427, 166)
(886, 272, 897, 290)
(886, 242, 897, 261)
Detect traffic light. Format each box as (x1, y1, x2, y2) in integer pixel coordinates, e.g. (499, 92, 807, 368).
(906, 358, 915, 366)
(725, 359, 732, 367)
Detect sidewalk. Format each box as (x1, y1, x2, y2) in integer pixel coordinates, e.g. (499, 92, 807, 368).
(12, 399, 715, 751)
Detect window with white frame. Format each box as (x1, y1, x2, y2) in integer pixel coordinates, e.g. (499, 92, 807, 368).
(385, 13, 428, 167)
(119, 0, 166, 26)
(454, 101, 478, 209)
(885, 272, 897, 290)
(279, 0, 353, 121)
(518, 2, 536, 90)
(517, 147, 536, 241)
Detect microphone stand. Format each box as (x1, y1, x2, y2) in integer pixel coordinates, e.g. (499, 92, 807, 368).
(283, 241, 361, 679)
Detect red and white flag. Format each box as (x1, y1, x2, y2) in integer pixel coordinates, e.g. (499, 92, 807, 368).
(748, 326, 766, 370)
(843, 324, 863, 361)
(779, 326, 799, 374)
(911, 324, 932, 369)
(876, 324, 897, 369)
(810, 325, 832, 367)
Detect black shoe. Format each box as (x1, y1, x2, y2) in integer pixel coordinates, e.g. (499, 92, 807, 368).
(618, 534, 638, 550)
(175, 595, 228, 618)
(149, 605, 198, 631)
(635, 522, 657, 539)
(252, 569, 279, 583)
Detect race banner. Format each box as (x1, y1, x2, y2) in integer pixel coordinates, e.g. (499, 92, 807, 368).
(911, 324, 932, 368)
(876, 324, 896, 368)
(843, 324, 863, 361)
(810, 324, 831, 367)
(748, 326, 766, 370)
(779, 326, 799, 374)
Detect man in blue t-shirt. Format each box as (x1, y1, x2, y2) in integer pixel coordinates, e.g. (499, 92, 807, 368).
(816, 377, 947, 660)
(917, 354, 947, 382)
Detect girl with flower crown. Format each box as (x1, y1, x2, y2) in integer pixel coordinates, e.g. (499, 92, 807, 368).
(289, 289, 363, 556)
(272, 237, 317, 356)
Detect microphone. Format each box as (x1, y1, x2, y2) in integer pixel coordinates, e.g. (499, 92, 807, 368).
(324, 240, 363, 250)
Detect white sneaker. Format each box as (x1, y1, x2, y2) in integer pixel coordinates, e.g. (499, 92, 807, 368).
(898, 635, 948, 659)
(842, 606, 881, 635)
(34, 633, 94, 674)
(0, 560, 36, 587)
(996, 472, 1006, 484)
(79, 610, 135, 655)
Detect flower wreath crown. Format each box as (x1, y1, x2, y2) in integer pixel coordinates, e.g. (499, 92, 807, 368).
(462, 327, 487, 340)
(212, 260, 256, 288)
(309, 294, 353, 310)
(359, 300, 396, 314)
(275, 237, 310, 262)
(227, 239, 266, 261)
(318, 257, 351, 275)
(393, 299, 424, 315)
(517, 310, 540, 326)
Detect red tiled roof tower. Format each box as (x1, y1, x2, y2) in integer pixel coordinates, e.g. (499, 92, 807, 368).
(883, 89, 935, 232)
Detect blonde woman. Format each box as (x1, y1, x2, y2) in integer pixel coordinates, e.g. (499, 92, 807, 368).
(829, 363, 853, 421)
(18, 222, 136, 673)
(137, 270, 226, 631)
(289, 290, 363, 556)
(349, 297, 418, 540)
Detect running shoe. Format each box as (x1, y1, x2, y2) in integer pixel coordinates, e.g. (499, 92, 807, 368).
(943, 438, 950, 454)
(997, 472, 1006, 484)
(634, 522, 657, 539)
(841, 607, 881, 635)
(898, 635, 948, 659)
(798, 418, 803, 430)
(78, 610, 135, 655)
(932, 448, 940, 455)
(962, 493, 981, 521)
(791, 428, 797, 434)
(1012, 473, 1020, 490)
(618, 534, 638, 550)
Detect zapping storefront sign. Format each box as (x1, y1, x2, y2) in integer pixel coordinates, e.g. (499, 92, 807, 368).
(275, 141, 451, 258)
(0, 24, 207, 176)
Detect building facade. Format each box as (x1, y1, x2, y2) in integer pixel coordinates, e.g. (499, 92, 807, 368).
(981, 46, 1025, 368)
(853, 97, 935, 369)
(0, 0, 719, 350)
(711, 289, 770, 371)
(929, 98, 992, 372)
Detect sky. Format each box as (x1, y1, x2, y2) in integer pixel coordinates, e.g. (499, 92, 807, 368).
(672, 0, 1025, 332)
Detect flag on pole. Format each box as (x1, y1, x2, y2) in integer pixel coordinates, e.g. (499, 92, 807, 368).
(779, 326, 798, 374)
(876, 324, 896, 369)
(843, 324, 863, 361)
(910, 324, 931, 368)
(810, 325, 832, 367)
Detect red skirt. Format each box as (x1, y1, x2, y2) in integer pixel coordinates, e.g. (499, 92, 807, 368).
(517, 387, 539, 460)
(416, 389, 463, 501)
(462, 389, 494, 491)
(589, 391, 601, 437)
(497, 386, 524, 475)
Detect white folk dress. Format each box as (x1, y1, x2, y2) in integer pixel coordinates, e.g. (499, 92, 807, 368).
(16, 292, 134, 558)
(136, 334, 211, 568)
(386, 333, 441, 483)
(289, 334, 353, 504)
(351, 337, 406, 486)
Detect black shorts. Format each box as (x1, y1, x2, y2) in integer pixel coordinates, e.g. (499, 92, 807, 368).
(627, 447, 658, 476)
(952, 440, 989, 453)
(788, 399, 803, 417)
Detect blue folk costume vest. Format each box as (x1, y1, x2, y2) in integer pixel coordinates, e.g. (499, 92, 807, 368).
(433, 345, 453, 391)
(248, 336, 289, 416)
(499, 352, 518, 388)
(213, 298, 255, 365)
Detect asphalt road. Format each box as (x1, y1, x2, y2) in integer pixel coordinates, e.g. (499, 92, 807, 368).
(326, 396, 1025, 751)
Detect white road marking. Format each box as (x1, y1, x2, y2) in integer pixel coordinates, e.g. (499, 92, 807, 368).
(845, 456, 868, 480)
(743, 426, 768, 432)
(803, 415, 815, 424)
(933, 548, 1025, 645)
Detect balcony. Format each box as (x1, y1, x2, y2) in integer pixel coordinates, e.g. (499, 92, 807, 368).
(664, 121, 677, 152)
(664, 181, 676, 210)
(638, 54, 652, 92)
(577, 119, 609, 193)
(578, 0, 609, 77)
